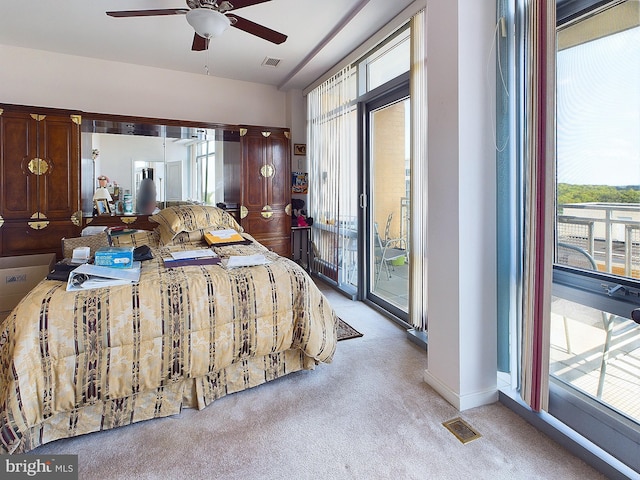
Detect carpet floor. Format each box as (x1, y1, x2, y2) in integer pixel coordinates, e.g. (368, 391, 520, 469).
(31, 279, 610, 479)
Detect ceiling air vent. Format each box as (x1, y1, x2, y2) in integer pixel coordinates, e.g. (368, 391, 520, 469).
(262, 57, 282, 68)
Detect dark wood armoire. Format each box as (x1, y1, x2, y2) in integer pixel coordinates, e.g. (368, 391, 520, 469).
(0, 106, 82, 258)
(239, 127, 292, 257)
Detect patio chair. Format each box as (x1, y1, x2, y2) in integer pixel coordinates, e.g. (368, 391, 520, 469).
(556, 242, 639, 397)
(374, 213, 407, 287)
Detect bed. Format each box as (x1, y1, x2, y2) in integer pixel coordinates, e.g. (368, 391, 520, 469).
(0, 205, 337, 454)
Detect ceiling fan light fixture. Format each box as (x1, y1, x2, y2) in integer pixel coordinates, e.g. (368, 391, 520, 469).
(186, 8, 230, 39)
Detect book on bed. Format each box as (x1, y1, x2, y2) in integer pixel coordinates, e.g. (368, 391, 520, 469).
(163, 249, 221, 267)
(204, 229, 252, 246)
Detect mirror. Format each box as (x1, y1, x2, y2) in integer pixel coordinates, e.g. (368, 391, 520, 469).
(80, 119, 241, 218)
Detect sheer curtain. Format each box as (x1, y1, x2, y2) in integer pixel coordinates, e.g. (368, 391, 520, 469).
(520, 0, 556, 412)
(307, 66, 357, 283)
(409, 8, 428, 332)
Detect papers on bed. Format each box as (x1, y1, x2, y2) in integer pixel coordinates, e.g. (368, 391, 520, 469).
(163, 248, 221, 267)
(170, 249, 217, 260)
(204, 229, 251, 246)
(67, 262, 141, 291)
(226, 254, 270, 269)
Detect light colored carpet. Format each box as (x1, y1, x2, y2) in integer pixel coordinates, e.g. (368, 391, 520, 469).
(33, 280, 608, 480)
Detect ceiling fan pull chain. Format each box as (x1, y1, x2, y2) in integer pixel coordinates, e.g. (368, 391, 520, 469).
(204, 44, 211, 75)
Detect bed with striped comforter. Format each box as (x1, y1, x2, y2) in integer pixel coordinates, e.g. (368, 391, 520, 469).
(0, 236, 337, 454)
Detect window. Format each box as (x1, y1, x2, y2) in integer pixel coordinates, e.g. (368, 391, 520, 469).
(549, 0, 640, 471)
(192, 139, 222, 205)
(308, 24, 411, 294)
(362, 28, 411, 93)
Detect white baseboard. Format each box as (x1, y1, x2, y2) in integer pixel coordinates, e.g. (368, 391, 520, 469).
(424, 369, 499, 411)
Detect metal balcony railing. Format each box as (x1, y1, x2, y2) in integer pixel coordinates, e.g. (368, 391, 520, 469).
(558, 202, 640, 278)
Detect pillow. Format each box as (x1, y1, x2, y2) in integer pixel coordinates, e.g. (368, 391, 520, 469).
(110, 229, 160, 248)
(172, 229, 211, 245)
(149, 205, 244, 245)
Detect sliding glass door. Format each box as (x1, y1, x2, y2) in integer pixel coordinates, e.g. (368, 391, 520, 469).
(307, 24, 419, 326)
(364, 87, 410, 319)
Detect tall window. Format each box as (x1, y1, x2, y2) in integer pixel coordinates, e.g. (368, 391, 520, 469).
(307, 18, 426, 334)
(308, 26, 411, 291)
(551, 2, 640, 423)
(509, 0, 640, 473)
(307, 66, 358, 285)
(193, 140, 217, 204)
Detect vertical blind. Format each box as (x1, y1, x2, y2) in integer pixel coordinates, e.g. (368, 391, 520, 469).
(307, 66, 357, 283)
(520, 0, 556, 412)
(409, 8, 428, 331)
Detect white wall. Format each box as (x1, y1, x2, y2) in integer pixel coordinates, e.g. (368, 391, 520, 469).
(424, 0, 498, 410)
(0, 45, 289, 127)
(286, 89, 309, 211)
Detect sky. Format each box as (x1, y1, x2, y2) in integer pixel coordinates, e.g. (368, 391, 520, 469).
(556, 26, 640, 186)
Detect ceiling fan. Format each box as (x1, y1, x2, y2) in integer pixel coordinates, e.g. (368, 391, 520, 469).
(106, 0, 287, 51)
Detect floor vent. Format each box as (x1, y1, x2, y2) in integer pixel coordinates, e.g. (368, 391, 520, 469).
(442, 417, 482, 444)
(262, 57, 281, 68)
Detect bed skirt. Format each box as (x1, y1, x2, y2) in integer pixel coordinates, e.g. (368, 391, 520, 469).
(8, 349, 313, 454)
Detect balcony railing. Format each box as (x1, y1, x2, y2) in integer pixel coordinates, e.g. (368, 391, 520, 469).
(558, 202, 640, 278)
(555, 203, 640, 422)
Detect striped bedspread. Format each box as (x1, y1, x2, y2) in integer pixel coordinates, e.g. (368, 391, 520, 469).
(0, 239, 337, 454)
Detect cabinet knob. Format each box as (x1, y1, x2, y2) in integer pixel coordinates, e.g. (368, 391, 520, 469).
(261, 205, 273, 219)
(260, 164, 275, 178)
(28, 212, 49, 230)
(27, 158, 49, 175)
(71, 211, 83, 227)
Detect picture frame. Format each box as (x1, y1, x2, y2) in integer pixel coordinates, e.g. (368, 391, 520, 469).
(292, 172, 308, 194)
(294, 144, 306, 156)
(94, 199, 111, 216)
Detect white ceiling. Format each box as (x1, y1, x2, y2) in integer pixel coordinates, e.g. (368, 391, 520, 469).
(0, 0, 417, 91)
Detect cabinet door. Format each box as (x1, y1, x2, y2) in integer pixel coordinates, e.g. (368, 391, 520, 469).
(0, 110, 37, 220)
(242, 130, 269, 213)
(0, 220, 79, 259)
(38, 113, 81, 221)
(240, 129, 291, 256)
(0, 110, 80, 222)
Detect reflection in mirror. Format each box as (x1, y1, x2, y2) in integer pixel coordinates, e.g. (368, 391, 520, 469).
(81, 119, 241, 218)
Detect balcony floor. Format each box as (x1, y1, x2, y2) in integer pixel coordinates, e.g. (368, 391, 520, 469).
(550, 298, 640, 421)
(371, 261, 409, 310)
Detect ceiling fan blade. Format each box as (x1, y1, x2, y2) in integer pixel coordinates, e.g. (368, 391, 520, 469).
(225, 0, 272, 10)
(229, 14, 287, 45)
(191, 33, 210, 51)
(106, 9, 189, 18)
